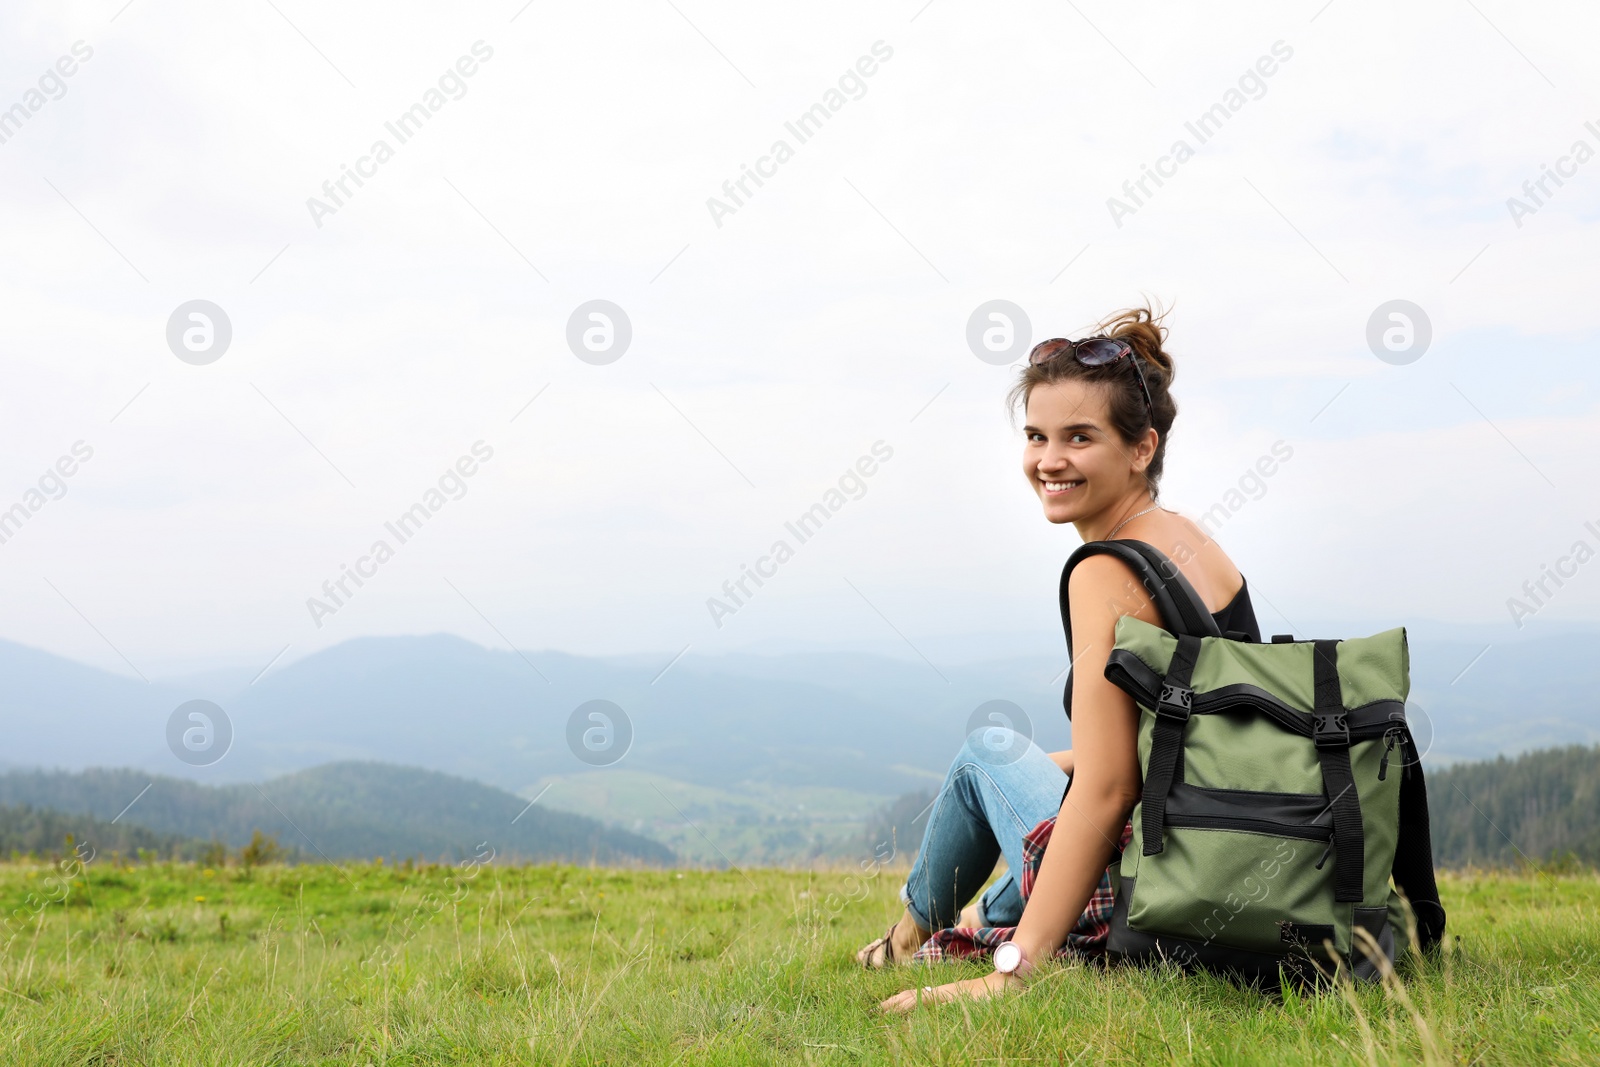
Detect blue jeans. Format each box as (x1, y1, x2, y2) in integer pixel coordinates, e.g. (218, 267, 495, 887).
(899, 729, 1068, 931)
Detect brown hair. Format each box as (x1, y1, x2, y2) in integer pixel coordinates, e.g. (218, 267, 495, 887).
(1006, 302, 1179, 496)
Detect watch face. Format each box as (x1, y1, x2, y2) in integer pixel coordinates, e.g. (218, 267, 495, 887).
(994, 942, 1021, 973)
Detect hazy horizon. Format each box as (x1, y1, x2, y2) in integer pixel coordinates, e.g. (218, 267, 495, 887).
(5, 609, 1596, 684)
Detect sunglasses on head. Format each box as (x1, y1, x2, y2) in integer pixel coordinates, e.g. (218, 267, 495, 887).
(1027, 336, 1154, 425)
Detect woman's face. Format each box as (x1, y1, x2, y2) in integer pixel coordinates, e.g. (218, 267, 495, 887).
(1021, 379, 1150, 525)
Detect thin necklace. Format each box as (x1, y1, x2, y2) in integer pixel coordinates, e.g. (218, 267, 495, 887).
(1106, 503, 1162, 540)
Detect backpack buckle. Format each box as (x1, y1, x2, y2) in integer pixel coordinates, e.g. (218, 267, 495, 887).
(1313, 712, 1350, 748)
(1156, 683, 1193, 722)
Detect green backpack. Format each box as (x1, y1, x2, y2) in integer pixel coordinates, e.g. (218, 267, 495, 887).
(1061, 541, 1447, 984)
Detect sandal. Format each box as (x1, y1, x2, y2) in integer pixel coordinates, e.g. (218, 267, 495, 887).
(858, 921, 899, 969)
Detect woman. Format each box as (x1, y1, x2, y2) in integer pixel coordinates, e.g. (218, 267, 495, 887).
(859, 305, 1261, 1011)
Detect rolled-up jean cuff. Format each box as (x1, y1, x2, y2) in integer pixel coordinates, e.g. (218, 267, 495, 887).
(898, 882, 930, 929)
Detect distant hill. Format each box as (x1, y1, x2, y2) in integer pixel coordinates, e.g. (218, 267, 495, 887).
(861, 788, 937, 864)
(529, 768, 898, 867)
(6, 744, 1598, 873)
(0, 763, 673, 867)
(1428, 745, 1600, 867)
(0, 803, 212, 861)
(0, 632, 1051, 798)
(2, 626, 1596, 801)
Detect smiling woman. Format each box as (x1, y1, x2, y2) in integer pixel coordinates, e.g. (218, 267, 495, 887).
(859, 303, 1260, 1012)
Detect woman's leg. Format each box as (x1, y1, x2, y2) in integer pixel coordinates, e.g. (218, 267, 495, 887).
(974, 869, 1023, 927)
(899, 728, 1067, 935)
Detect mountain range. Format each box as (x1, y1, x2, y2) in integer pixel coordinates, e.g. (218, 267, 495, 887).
(0, 611, 1593, 868)
(2, 622, 1595, 803)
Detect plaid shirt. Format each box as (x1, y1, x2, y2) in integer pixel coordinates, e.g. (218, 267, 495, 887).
(912, 816, 1135, 963)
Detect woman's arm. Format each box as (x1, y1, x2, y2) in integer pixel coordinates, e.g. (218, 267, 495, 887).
(881, 556, 1157, 1011)
(1008, 554, 1152, 961)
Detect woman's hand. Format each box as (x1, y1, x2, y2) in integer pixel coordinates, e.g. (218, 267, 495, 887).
(879, 969, 1022, 1013)
(1047, 749, 1075, 776)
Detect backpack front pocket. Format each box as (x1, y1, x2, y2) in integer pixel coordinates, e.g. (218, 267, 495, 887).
(1126, 783, 1345, 956)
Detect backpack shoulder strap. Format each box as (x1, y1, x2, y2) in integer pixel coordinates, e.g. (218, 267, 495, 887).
(1392, 748, 1448, 951)
(1060, 539, 1221, 651)
(1059, 539, 1221, 718)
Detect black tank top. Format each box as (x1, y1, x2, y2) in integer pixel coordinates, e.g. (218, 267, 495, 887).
(1062, 577, 1260, 719)
(1210, 577, 1261, 642)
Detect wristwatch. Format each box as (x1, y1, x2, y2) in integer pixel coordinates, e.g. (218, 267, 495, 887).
(993, 941, 1035, 980)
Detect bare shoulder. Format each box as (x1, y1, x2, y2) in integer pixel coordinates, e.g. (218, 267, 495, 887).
(1070, 512, 1245, 617)
(1068, 551, 1146, 592)
(1066, 553, 1163, 633)
(1148, 512, 1244, 612)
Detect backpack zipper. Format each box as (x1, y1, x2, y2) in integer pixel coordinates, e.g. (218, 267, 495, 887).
(1164, 812, 1333, 841)
(1377, 728, 1404, 781)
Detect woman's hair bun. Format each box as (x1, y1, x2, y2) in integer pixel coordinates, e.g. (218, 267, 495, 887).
(1096, 303, 1174, 384)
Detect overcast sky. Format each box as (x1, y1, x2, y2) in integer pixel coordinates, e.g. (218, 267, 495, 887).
(1, 0, 1597, 678)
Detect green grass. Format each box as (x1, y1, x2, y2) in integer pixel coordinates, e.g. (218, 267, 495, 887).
(0, 857, 1597, 1065)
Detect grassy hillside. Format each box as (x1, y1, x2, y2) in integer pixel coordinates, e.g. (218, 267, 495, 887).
(1428, 744, 1600, 867)
(0, 763, 673, 867)
(0, 859, 1595, 1063)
